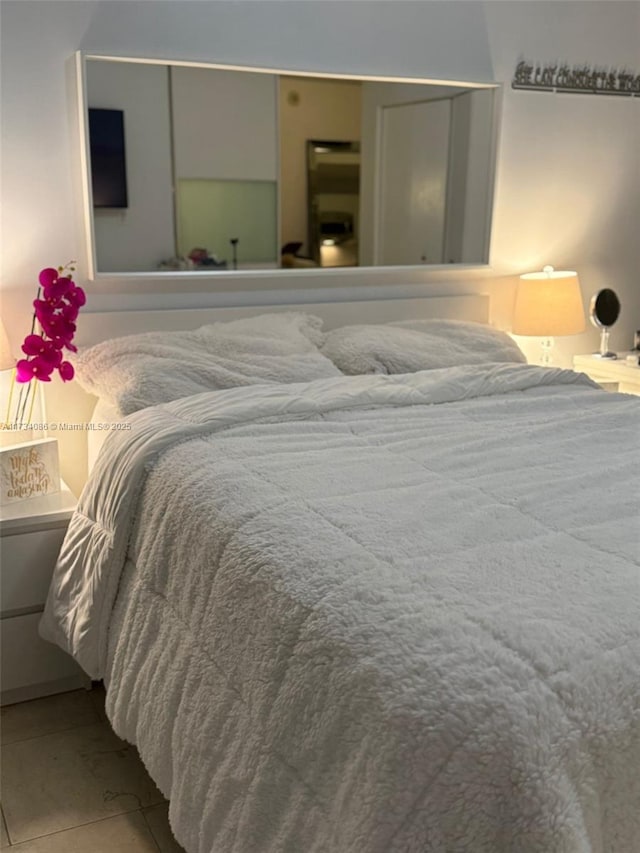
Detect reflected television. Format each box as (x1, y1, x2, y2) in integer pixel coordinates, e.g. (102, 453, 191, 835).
(88, 108, 128, 208)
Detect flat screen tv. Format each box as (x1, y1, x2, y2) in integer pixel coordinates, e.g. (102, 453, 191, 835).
(88, 108, 128, 209)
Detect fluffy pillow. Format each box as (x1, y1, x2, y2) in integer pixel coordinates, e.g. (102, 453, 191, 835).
(321, 319, 526, 375)
(74, 312, 340, 415)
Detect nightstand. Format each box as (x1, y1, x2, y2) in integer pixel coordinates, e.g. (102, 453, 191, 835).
(573, 353, 640, 396)
(1, 483, 90, 705)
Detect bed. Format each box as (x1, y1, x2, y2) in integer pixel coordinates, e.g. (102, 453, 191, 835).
(40, 298, 640, 853)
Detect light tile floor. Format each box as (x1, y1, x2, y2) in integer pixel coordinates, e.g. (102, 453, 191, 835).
(0, 687, 185, 852)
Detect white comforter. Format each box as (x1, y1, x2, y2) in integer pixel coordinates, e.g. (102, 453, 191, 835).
(41, 365, 640, 853)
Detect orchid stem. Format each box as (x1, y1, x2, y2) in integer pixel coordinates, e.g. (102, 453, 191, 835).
(16, 381, 33, 427)
(31, 285, 42, 340)
(5, 369, 16, 425)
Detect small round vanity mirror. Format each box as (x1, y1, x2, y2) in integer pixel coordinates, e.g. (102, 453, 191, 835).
(589, 288, 620, 359)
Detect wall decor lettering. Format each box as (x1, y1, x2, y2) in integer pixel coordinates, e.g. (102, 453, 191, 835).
(512, 60, 640, 96)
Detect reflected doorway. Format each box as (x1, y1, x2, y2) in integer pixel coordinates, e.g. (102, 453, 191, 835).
(307, 140, 360, 268)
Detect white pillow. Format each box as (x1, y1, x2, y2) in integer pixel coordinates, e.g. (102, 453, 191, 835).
(74, 312, 340, 415)
(86, 400, 121, 471)
(321, 319, 526, 375)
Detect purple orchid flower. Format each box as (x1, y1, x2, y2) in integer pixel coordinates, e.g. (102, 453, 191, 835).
(15, 261, 84, 385)
(16, 356, 54, 382)
(58, 361, 75, 382)
(43, 276, 72, 302)
(66, 284, 86, 308)
(21, 334, 63, 367)
(38, 267, 59, 288)
(38, 313, 76, 343)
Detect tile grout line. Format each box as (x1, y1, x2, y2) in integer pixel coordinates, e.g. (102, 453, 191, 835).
(1, 689, 105, 748)
(140, 809, 164, 853)
(0, 715, 106, 748)
(4, 807, 155, 848)
(1, 802, 12, 847)
(0, 689, 173, 849)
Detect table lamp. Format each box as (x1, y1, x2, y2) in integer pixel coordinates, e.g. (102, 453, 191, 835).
(512, 266, 585, 364)
(0, 318, 13, 373)
(1, 318, 16, 423)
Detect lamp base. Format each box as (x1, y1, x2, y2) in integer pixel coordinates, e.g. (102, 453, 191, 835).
(539, 337, 555, 366)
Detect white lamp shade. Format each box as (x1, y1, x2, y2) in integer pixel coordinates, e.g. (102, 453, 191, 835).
(0, 318, 14, 371)
(513, 268, 585, 337)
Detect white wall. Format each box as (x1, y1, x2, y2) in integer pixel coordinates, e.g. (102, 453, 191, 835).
(87, 60, 175, 271)
(171, 66, 279, 264)
(484, 0, 640, 363)
(172, 66, 277, 181)
(1, 0, 639, 368)
(446, 88, 497, 265)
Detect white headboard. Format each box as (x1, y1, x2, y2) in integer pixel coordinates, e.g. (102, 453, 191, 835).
(47, 294, 489, 494)
(75, 294, 489, 346)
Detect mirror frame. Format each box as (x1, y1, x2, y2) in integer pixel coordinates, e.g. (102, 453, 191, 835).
(75, 51, 502, 294)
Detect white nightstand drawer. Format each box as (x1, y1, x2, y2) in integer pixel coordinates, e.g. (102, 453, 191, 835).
(1, 528, 67, 615)
(1, 612, 87, 704)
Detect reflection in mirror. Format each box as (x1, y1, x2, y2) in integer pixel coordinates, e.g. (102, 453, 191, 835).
(82, 57, 499, 276)
(307, 141, 360, 268)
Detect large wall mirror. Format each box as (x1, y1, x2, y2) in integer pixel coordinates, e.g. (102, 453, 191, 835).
(79, 55, 500, 278)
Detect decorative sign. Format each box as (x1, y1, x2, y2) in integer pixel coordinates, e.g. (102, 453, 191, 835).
(512, 60, 640, 97)
(0, 438, 60, 505)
